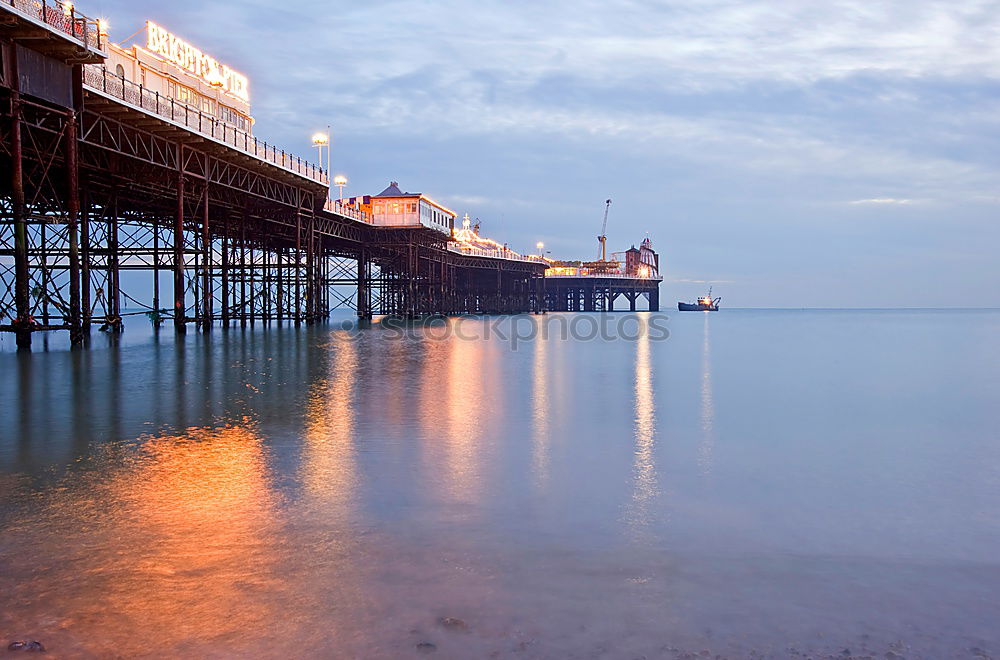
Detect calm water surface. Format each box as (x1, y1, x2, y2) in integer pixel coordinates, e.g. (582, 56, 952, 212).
(1, 310, 999, 658)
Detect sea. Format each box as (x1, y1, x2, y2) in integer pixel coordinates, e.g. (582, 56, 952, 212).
(1, 309, 998, 658)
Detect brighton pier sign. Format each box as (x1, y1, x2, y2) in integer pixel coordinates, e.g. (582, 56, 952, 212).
(145, 21, 250, 102)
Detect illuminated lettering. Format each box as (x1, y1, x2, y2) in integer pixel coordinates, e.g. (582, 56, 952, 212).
(145, 21, 250, 102)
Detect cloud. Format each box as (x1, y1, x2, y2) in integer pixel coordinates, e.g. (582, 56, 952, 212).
(444, 195, 492, 207)
(849, 198, 917, 205)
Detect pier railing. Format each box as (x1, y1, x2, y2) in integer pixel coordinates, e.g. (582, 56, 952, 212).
(323, 199, 371, 223)
(83, 66, 328, 185)
(544, 270, 663, 280)
(4, 0, 103, 50)
(447, 244, 547, 264)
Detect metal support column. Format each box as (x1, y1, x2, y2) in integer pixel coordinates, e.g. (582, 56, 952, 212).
(295, 212, 302, 324)
(174, 173, 186, 332)
(305, 211, 315, 323)
(240, 210, 248, 327)
(201, 186, 211, 331)
(81, 190, 91, 334)
(263, 239, 271, 323)
(358, 248, 371, 319)
(66, 112, 82, 344)
(221, 229, 230, 326)
(106, 193, 121, 332)
(152, 213, 160, 324)
(11, 92, 31, 349)
(276, 246, 284, 322)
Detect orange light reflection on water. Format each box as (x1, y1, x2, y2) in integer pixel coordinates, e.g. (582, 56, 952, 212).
(21, 422, 290, 656)
(302, 336, 359, 507)
(443, 322, 490, 505)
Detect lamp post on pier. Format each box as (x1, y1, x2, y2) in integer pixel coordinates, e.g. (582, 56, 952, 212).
(311, 128, 331, 200)
(333, 175, 348, 204)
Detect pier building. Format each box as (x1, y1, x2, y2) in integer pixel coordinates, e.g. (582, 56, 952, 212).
(96, 21, 252, 133)
(340, 182, 455, 234)
(624, 238, 660, 278)
(449, 214, 542, 263)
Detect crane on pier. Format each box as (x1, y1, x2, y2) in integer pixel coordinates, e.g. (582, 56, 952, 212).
(597, 198, 611, 261)
(583, 198, 620, 273)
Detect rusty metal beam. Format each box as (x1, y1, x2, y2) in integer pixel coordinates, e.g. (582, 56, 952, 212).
(173, 169, 185, 332)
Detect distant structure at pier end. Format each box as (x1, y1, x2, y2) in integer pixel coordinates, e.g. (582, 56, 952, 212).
(543, 237, 663, 312)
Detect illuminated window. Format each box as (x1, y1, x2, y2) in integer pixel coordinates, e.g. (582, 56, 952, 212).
(168, 81, 195, 105)
(166, 80, 218, 117)
(218, 104, 247, 131)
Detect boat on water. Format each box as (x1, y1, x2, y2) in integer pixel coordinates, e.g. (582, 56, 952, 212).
(678, 288, 720, 311)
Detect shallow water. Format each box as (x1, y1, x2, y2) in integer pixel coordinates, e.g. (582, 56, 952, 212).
(1, 310, 999, 658)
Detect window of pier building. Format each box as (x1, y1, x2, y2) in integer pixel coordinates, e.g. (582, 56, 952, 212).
(166, 80, 248, 131)
(166, 80, 213, 115)
(218, 104, 249, 131)
(167, 80, 197, 106)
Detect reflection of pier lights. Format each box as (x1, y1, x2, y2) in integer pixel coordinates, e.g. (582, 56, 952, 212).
(625, 315, 658, 538)
(444, 334, 483, 503)
(118, 425, 280, 640)
(532, 322, 550, 491)
(302, 335, 358, 504)
(633, 316, 656, 498)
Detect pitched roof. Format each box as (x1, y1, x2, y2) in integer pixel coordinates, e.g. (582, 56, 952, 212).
(374, 181, 420, 198)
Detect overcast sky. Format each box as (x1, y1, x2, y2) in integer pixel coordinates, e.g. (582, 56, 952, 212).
(93, 0, 1000, 307)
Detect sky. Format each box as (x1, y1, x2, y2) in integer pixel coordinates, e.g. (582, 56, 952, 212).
(91, 0, 1000, 307)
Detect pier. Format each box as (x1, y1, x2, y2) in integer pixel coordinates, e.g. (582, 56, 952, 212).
(542, 237, 662, 312)
(0, 2, 659, 350)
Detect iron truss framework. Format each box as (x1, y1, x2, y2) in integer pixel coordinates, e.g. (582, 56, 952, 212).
(0, 86, 341, 348)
